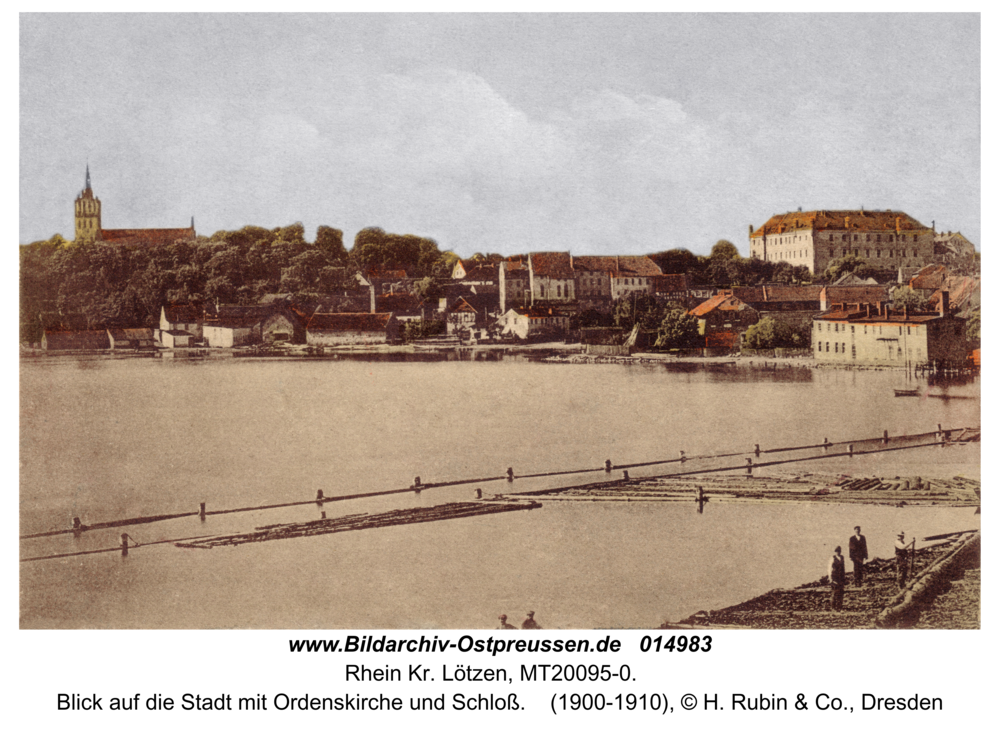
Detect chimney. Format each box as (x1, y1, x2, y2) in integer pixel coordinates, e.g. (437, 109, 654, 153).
(939, 290, 949, 315)
(749, 224, 753, 238)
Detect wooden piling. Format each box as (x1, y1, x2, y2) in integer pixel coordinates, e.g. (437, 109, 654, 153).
(506, 467, 514, 482)
(120, 533, 129, 556)
(199, 502, 206, 521)
(605, 459, 612, 473)
(474, 488, 482, 499)
(316, 489, 324, 502)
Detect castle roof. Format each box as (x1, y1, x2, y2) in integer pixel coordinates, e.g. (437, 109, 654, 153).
(751, 210, 931, 238)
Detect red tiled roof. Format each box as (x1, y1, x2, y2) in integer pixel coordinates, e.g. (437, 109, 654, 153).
(163, 304, 202, 323)
(689, 294, 749, 317)
(816, 306, 941, 324)
(571, 255, 663, 276)
(822, 286, 886, 307)
(751, 210, 931, 238)
(306, 313, 394, 332)
(730, 285, 824, 303)
(530, 252, 574, 278)
(652, 274, 688, 293)
(375, 294, 423, 313)
(909, 264, 949, 290)
(102, 227, 195, 243)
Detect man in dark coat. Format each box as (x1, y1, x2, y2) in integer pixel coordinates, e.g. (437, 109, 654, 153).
(895, 532, 915, 588)
(829, 546, 846, 611)
(521, 611, 541, 629)
(498, 614, 517, 630)
(849, 526, 868, 586)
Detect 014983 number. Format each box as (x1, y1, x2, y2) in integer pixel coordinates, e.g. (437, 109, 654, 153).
(639, 635, 711, 653)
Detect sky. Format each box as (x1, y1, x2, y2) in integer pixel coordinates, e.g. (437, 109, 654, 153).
(19, 13, 980, 257)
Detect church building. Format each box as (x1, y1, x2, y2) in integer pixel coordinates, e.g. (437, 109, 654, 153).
(74, 166, 196, 245)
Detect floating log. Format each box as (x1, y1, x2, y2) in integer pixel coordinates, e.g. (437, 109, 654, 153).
(177, 501, 542, 549)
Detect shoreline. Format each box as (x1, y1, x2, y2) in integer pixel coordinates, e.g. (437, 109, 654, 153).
(662, 531, 980, 629)
(19, 343, 982, 376)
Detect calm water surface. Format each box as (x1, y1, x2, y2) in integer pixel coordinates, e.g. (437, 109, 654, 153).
(20, 355, 979, 628)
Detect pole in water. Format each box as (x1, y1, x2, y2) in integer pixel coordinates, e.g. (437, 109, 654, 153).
(605, 459, 612, 473)
(199, 502, 206, 521)
(754, 444, 761, 457)
(506, 467, 514, 482)
(848, 444, 854, 458)
(71, 517, 83, 535)
(823, 437, 830, 450)
(679, 450, 687, 463)
(413, 476, 421, 491)
(622, 470, 630, 481)
(746, 457, 753, 476)
(474, 488, 482, 499)
(321, 511, 326, 519)
(120, 533, 129, 557)
(883, 430, 889, 444)
(316, 489, 324, 502)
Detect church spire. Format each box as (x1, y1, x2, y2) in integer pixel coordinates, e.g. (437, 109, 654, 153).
(85, 163, 92, 192)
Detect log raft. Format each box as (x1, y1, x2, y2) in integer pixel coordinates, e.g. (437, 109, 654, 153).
(175, 500, 542, 549)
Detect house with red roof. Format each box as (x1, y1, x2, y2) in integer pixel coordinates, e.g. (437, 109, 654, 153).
(812, 296, 967, 368)
(688, 293, 759, 350)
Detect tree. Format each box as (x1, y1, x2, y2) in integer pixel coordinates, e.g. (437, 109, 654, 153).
(315, 226, 347, 259)
(965, 308, 980, 344)
(650, 248, 701, 275)
(654, 307, 700, 348)
(413, 277, 443, 301)
(743, 316, 806, 349)
(710, 240, 740, 260)
(613, 292, 664, 330)
(891, 287, 929, 311)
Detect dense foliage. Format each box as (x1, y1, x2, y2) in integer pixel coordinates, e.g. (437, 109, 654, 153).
(743, 316, 809, 350)
(654, 306, 701, 349)
(648, 244, 812, 287)
(19, 224, 455, 342)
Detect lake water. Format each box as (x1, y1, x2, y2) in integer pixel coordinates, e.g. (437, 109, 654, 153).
(20, 354, 980, 628)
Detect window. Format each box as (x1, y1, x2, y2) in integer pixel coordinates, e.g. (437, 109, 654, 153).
(851, 345, 856, 359)
(826, 342, 830, 352)
(817, 342, 822, 352)
(851, 326, 855, 333)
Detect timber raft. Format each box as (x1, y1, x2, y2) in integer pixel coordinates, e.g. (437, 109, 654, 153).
(176, 501, 542, 549)
(662, 530, 980, 630)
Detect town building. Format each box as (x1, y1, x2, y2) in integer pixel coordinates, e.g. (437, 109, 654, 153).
(74, 166, 196, 245)
(933, 231, 976, 270)
(812, 295, 967, 368)
(41, 330, 111, 351)
(498, 307, 571, 341)
(107, 328, 156, 350)
(688, 293, 760, 350)
(749, 209, 936, 275)
(305, 313, 399, 346)
(160, 304, 204, 342)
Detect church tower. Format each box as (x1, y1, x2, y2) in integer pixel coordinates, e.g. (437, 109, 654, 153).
(74, 165, 102, 243)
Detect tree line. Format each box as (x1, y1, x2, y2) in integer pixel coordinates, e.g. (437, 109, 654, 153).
(19, 224, 454, 343)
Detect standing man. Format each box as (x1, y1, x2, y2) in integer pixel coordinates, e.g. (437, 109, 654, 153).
(894, 532, 915, 588)
(849, 525, 868, 586)
(829, 546, 846, 611)
(498, 614, 517, 629)
(521, 611, 541, 629)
